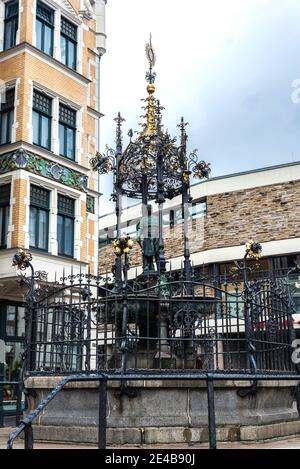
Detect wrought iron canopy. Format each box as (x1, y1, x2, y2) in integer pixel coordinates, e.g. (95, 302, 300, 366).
(91, 36, 211, 201)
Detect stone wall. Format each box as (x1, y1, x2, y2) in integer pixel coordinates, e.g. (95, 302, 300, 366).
(26, 377, 300, 444)
(99, 180, 300, 273)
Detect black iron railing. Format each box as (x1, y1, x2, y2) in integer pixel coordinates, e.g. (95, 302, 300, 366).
(21, 272, 297, 377)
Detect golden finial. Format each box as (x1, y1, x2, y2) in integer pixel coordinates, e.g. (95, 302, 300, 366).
(145, 34, 156, 73)
(142, 34, 157, 136)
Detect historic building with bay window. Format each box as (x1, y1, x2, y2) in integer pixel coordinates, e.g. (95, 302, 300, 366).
(0, 0, 106, 400)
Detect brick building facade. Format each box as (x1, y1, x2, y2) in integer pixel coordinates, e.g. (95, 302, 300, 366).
(0, 0, 106, 394)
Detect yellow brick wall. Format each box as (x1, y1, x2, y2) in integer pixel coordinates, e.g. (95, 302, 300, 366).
(0, 2, 100, 272)
(11, 178, 27, 248)
(19, 0, 35, 44)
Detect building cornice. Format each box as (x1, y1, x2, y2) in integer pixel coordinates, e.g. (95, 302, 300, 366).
(0, 141, 90, 175)
(0, 147, 88, 193)
(87, 106, 104, 119)
(0, 43, 91, 86)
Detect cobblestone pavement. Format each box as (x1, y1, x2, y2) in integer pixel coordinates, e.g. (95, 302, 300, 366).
(2, 427, 300, 449)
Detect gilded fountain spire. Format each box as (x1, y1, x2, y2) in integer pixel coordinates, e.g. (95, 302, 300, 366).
(141, 34, 157, 136)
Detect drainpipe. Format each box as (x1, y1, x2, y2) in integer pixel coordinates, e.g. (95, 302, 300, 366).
(94, 0, 107, 276)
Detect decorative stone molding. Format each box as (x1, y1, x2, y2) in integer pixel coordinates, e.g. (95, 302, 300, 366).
(0, 149, 88, 192)
(79, 0, 94, 20)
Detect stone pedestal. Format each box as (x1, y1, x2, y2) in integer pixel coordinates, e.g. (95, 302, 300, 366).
(24, 377, 300, 445)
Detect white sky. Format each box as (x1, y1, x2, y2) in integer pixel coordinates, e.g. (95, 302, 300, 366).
(100, 0, 300, 212)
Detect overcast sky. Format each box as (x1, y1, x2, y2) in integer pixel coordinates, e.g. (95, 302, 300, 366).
(99, 0, 300, 212)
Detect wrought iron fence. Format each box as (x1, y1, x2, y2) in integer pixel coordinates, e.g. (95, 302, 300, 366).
(18, 262, 297, 377)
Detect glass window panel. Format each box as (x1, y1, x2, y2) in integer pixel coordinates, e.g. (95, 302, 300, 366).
(41, 114, 50, 149)
(163, 212, 170, 226)
(191, 199, 207, 219)
(59, 104, 76, 127)
(6, 305, 16, 336)
(57, 214, 63, 254)
(66, 127, 75, 159)
(7, 110, 13, 143)
(5, 342, 23, 384)
(6, 1, 19, 18)
(38, 209, 48, 250)
(16, 307, 25, 337)
(36, 1, 54, 25)
(0, 113, 8, 144)
(3, 205, 9, 245)
(174, 207, 183, 225)
(44, 24, 53, 56)
(58, 195, 74, 216)
(61, 17, 76, 40)
(59, 123, 65, 155)
(68, 41, 76, 69)
(29, 206, 37, 247)
(30, 185, 49, 209)
(0, 185, 10, 247)
(0, 207, 3, 245)
(99, 230, 108, 247)
(32, 110, 40, 145)
(60, 36, 66, 65)
(36, 19, 43, 50)
(0, 184, 11, 206)
(0, 205, 9, 247)
(4, 21, 12, 49)
(64, 217, 73, 256)
(4, 1, 18, 50)
(33, 90, 51, 115)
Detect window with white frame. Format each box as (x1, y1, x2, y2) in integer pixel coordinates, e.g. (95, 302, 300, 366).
(59, 103, 76, 160)
(32, 90, 52, 150)
(36, 1, 54, 56)
(57, 194, 75, 257)
(3, 0, 19, 51)
(0, 183, 10, 249)
(60, 16, 77, 70)
(0, 88, 15, 145)
(29, 185, 50, 252)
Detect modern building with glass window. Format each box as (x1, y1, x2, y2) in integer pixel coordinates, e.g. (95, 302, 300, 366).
(99, 161, 300, 326)
(0, 0, 106, 404)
